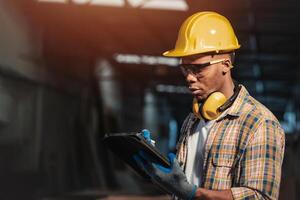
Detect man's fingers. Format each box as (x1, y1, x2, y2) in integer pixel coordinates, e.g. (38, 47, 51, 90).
(142, 129, 151, 139)
(133, 154, 143, 168)
(139, 151, 175, 174)
(167, 153, 176, 166)
(142, 129, 152, 143)
(153, 163, 172, 173)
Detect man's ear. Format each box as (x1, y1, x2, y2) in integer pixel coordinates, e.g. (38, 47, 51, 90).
(222, 59, 232, 74)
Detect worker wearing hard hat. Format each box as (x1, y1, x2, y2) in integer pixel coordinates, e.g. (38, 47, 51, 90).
(134, 11, 285, 200)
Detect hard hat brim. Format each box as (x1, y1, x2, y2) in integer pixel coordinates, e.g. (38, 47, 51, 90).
(163, 45, 241, 58)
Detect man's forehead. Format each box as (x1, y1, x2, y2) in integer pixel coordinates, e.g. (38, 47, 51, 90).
(180, 53, 214, 63)
(181, 52, 231, 61)
(184, 53, 212, 59)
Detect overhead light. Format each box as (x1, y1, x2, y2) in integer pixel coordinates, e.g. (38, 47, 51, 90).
(137, 0, 188, 11)
(114, 54, 180, 67)
(37, 0, 189, 11)
(84, 0, 124, 6)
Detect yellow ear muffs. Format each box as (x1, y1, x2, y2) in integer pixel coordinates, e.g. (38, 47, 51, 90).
(192, 83, 241, 120)
(201, 92, 227, 120)
(193, 92, 227, 120)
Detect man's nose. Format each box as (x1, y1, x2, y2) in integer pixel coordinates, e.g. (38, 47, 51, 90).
(185, 73, 197, 83)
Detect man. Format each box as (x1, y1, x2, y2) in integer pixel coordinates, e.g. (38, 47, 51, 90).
(134, 11, 285, 200)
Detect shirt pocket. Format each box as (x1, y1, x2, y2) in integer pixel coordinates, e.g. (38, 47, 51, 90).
(210, 151, 236, 189)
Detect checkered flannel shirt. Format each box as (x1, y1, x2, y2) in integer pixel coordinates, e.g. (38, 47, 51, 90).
(176, 85, 285, 200)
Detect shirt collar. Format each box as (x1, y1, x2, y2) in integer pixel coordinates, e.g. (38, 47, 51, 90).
(216, 85, 250, 121)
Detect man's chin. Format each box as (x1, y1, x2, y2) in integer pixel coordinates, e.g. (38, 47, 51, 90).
(194, 94, 206, 102)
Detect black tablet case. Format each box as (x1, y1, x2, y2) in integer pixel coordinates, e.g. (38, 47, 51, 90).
(103, 132, 170, 179)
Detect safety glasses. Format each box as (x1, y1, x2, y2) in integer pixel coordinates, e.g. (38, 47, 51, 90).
(179, 58, 227, 76)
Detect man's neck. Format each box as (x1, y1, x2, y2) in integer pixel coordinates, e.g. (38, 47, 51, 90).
(220, 78, 235, 99)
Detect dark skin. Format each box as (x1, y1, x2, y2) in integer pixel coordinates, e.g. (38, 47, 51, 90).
(181, 53, 235, 200)
(181, 53, 235, 101)
(194, 188, 233, 200)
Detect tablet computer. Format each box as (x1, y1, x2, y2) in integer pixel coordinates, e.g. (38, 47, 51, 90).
(102, 132, 170, 179)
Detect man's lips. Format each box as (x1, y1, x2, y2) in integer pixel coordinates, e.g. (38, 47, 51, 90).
(189, 87, 202, 95)
(192, 90, 202, 95)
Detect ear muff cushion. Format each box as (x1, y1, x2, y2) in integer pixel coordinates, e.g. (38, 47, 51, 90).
(193, 92, 227, 120)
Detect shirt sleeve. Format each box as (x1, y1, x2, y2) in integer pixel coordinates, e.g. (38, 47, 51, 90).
(230, 119, 285, 200)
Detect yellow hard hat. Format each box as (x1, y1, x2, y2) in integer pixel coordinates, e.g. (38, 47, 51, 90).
(163, 11, 240, 57)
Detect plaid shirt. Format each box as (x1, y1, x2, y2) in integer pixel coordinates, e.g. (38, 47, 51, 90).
(176, 85, 285, 200)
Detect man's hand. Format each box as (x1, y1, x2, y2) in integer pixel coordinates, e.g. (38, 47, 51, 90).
(141, 129, 155, 146)
(133, 129, 197, 200)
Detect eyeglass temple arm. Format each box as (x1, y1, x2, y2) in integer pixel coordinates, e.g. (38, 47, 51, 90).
(210, 58, 233, 68)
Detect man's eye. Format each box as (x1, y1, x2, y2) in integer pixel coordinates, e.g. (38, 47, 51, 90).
(191, 68, 198, 73)
(195, 70, 205, 77)
(196, 74, 204, 79)
(192, 67, 203, 73)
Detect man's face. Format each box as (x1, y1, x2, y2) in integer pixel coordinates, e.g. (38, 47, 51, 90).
(180, 53, 230, 101)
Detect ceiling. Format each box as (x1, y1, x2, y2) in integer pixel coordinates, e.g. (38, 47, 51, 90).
(11, 0, 300, 131)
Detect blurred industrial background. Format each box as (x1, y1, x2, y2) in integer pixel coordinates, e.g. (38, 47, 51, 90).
(0, 0, 299, 199)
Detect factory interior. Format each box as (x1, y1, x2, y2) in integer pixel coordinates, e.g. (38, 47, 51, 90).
(0, 0, 299, 199)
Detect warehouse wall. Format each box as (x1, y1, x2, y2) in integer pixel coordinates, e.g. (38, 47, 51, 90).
(0, 2, 109, 199)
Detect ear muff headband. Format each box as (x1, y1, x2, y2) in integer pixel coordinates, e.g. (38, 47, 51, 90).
(218, 83, 241, 112)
